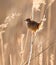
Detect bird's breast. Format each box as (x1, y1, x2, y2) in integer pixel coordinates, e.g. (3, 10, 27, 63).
(27, 22, 40, 32)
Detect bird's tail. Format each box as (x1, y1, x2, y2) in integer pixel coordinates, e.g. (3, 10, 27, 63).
(39, 14, 46, 30)
(39, 21, 44, 31)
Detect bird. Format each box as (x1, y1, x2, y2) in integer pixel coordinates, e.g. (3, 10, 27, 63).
(25, 18, 44, 32)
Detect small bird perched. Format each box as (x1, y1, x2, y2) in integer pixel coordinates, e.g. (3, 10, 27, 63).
(25, 18, 45, 32)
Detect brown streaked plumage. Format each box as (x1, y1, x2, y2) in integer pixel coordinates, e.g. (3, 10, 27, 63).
(25, 18, 43, 32)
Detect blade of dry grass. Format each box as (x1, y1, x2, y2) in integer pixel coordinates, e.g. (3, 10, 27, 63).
(10, 54, 12, 65)
(0, 32, 5, 65)
(27, 32, 35, 65)
(20, 34, 25, 65)
(0, 22, 8, 65)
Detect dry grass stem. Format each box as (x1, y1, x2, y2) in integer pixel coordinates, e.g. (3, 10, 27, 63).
(10, 54, 12, 65)
(0, 32, 5, 65)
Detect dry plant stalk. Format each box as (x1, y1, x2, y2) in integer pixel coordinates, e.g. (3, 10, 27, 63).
(0, 23, 8, 65)
(27, 41, 33, 65)
(20, 34, 25, 65)
(46, 1, 51, 65)
(38, 43, 43, 65)
(10, 54, 12, 65)
(50, 54, 54, 65)
(0, 32, 5, 65)
(24, 30, 29, 51)
(38, 2, 45, 65)
(22, 30, 30, 65)
(28, 32, 34, 65)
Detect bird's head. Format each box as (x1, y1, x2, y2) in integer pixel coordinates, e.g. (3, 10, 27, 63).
(24, 18, 31, 23)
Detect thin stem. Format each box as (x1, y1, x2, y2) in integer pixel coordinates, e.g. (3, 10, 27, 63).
(28, 42, 33, 65)
(28, 32, 34, 65)
(20, 34, 24, 65)
(10, 54, 12, 65)
(32, 7, 34, 20)
(0, 32, 5, 65)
